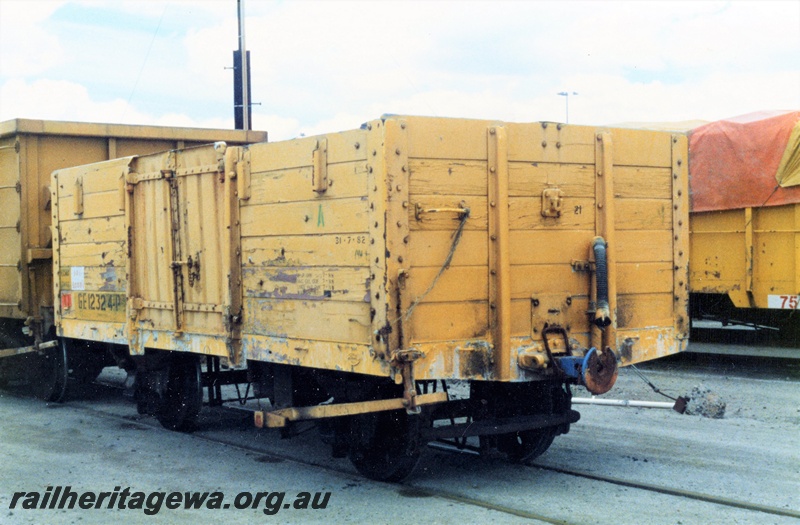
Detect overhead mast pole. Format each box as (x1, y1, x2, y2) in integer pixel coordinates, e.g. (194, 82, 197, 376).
(238, 0, 250, 130)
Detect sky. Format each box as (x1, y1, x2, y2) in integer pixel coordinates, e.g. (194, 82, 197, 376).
(0, 0, 798, 141)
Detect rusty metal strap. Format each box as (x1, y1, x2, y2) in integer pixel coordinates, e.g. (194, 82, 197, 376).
(398, 206, 471, 324)
(414, 203, 470, 221)
(174, 164, 222, 177)
(128, 165, 221, 184)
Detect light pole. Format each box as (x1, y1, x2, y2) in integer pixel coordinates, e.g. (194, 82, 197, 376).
(237, 0, 250, 130)
(557, 91, 578, 124)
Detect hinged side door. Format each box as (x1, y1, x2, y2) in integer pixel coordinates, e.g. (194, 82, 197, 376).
(127, 144, 240, 361)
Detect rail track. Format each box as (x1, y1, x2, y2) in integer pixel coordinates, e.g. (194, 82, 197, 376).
(428, 441, 800, 521)
(32, 374, 798, 525)
(45, 394, 560, 524)
(531, 464, 800, 520)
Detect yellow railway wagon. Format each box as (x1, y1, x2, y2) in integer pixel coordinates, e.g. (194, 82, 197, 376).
(0, 119, 266, 397)
(691, 205, 800, 309)
(52, 115, 689, 480)
(688, 111, 800, 345)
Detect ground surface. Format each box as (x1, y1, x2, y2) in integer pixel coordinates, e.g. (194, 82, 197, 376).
(1, 348, 798, 524)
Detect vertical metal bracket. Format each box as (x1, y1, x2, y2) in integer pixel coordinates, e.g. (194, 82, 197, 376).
(671, 134, 690, 336)
(744, 207, 755, 306)
(594, 132, 617, 351)
(237, 148, 251, 201)
(312, 138, 328, 193)
(224, 146, 244, 365)
(107, 137, 118, 160)
(73, 176, 84, 216)
(164, 150, 184, 335)
(366, 120, 390, 361)
(123, 159, 140, 354)
(488, 125, 511, 380)
(795, 205, 800, 299)
(384, 120, 410, 352)
(393, 349, 423, 414)
(51, 173, 61, 332)
(41, 186, 52, 211)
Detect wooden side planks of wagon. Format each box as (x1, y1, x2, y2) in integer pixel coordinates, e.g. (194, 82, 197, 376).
(52, 115, 689, 420)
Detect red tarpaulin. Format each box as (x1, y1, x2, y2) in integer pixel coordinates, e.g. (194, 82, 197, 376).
(689, 110, 800, 212)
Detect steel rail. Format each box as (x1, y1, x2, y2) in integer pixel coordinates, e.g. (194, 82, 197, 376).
(58, 397, 565, 524)
(17, 384, 798, 524)
(531, 464, 800, 520)
(429, 440, 800, 520)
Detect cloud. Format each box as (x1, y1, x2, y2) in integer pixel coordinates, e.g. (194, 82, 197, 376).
(563, 69, 800, 125)
(1, 0, 798, 139)
(250, 113, 301, 141)
(0, 78, 233, 129)
(0, 0, 66, 76)
(0, 78, 132, 122)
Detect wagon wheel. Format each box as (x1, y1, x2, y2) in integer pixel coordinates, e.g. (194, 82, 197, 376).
(486, 381, 569, 464)
(0, 353, 15, 389)
(348, 409, 421, 482)
(497, 427, 557, 463)
(33, 339, 69, 403)
(66, 340, 108, 384)
(157, 354, 203, 432)
(69, 357, 106, 384)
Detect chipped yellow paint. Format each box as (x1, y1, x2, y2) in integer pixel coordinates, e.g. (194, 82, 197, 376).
(123, 145, 242, 361)
(52, 141, 259, 365)
(58, 266, 126, 292)
(63, 291, 126, 323)
(616, 327, 688, 365)
(59, 318, 127, 346)
(244, 334, 389, 377)
(50, 116, 688, 381)
(690, 202, 800, 309)
(1, 118, 264, 328)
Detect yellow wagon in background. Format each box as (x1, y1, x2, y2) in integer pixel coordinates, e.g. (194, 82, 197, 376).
(0, 119, 266, 399)
(688, 111, 800, 349)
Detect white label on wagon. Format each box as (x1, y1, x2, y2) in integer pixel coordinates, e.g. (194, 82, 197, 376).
(767, 294, 800, 310)
(70, 266, 85, 291)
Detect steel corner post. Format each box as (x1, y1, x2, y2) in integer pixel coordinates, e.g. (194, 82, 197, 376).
(488, 125, 511, 381)
(594, 132, 618, 357)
